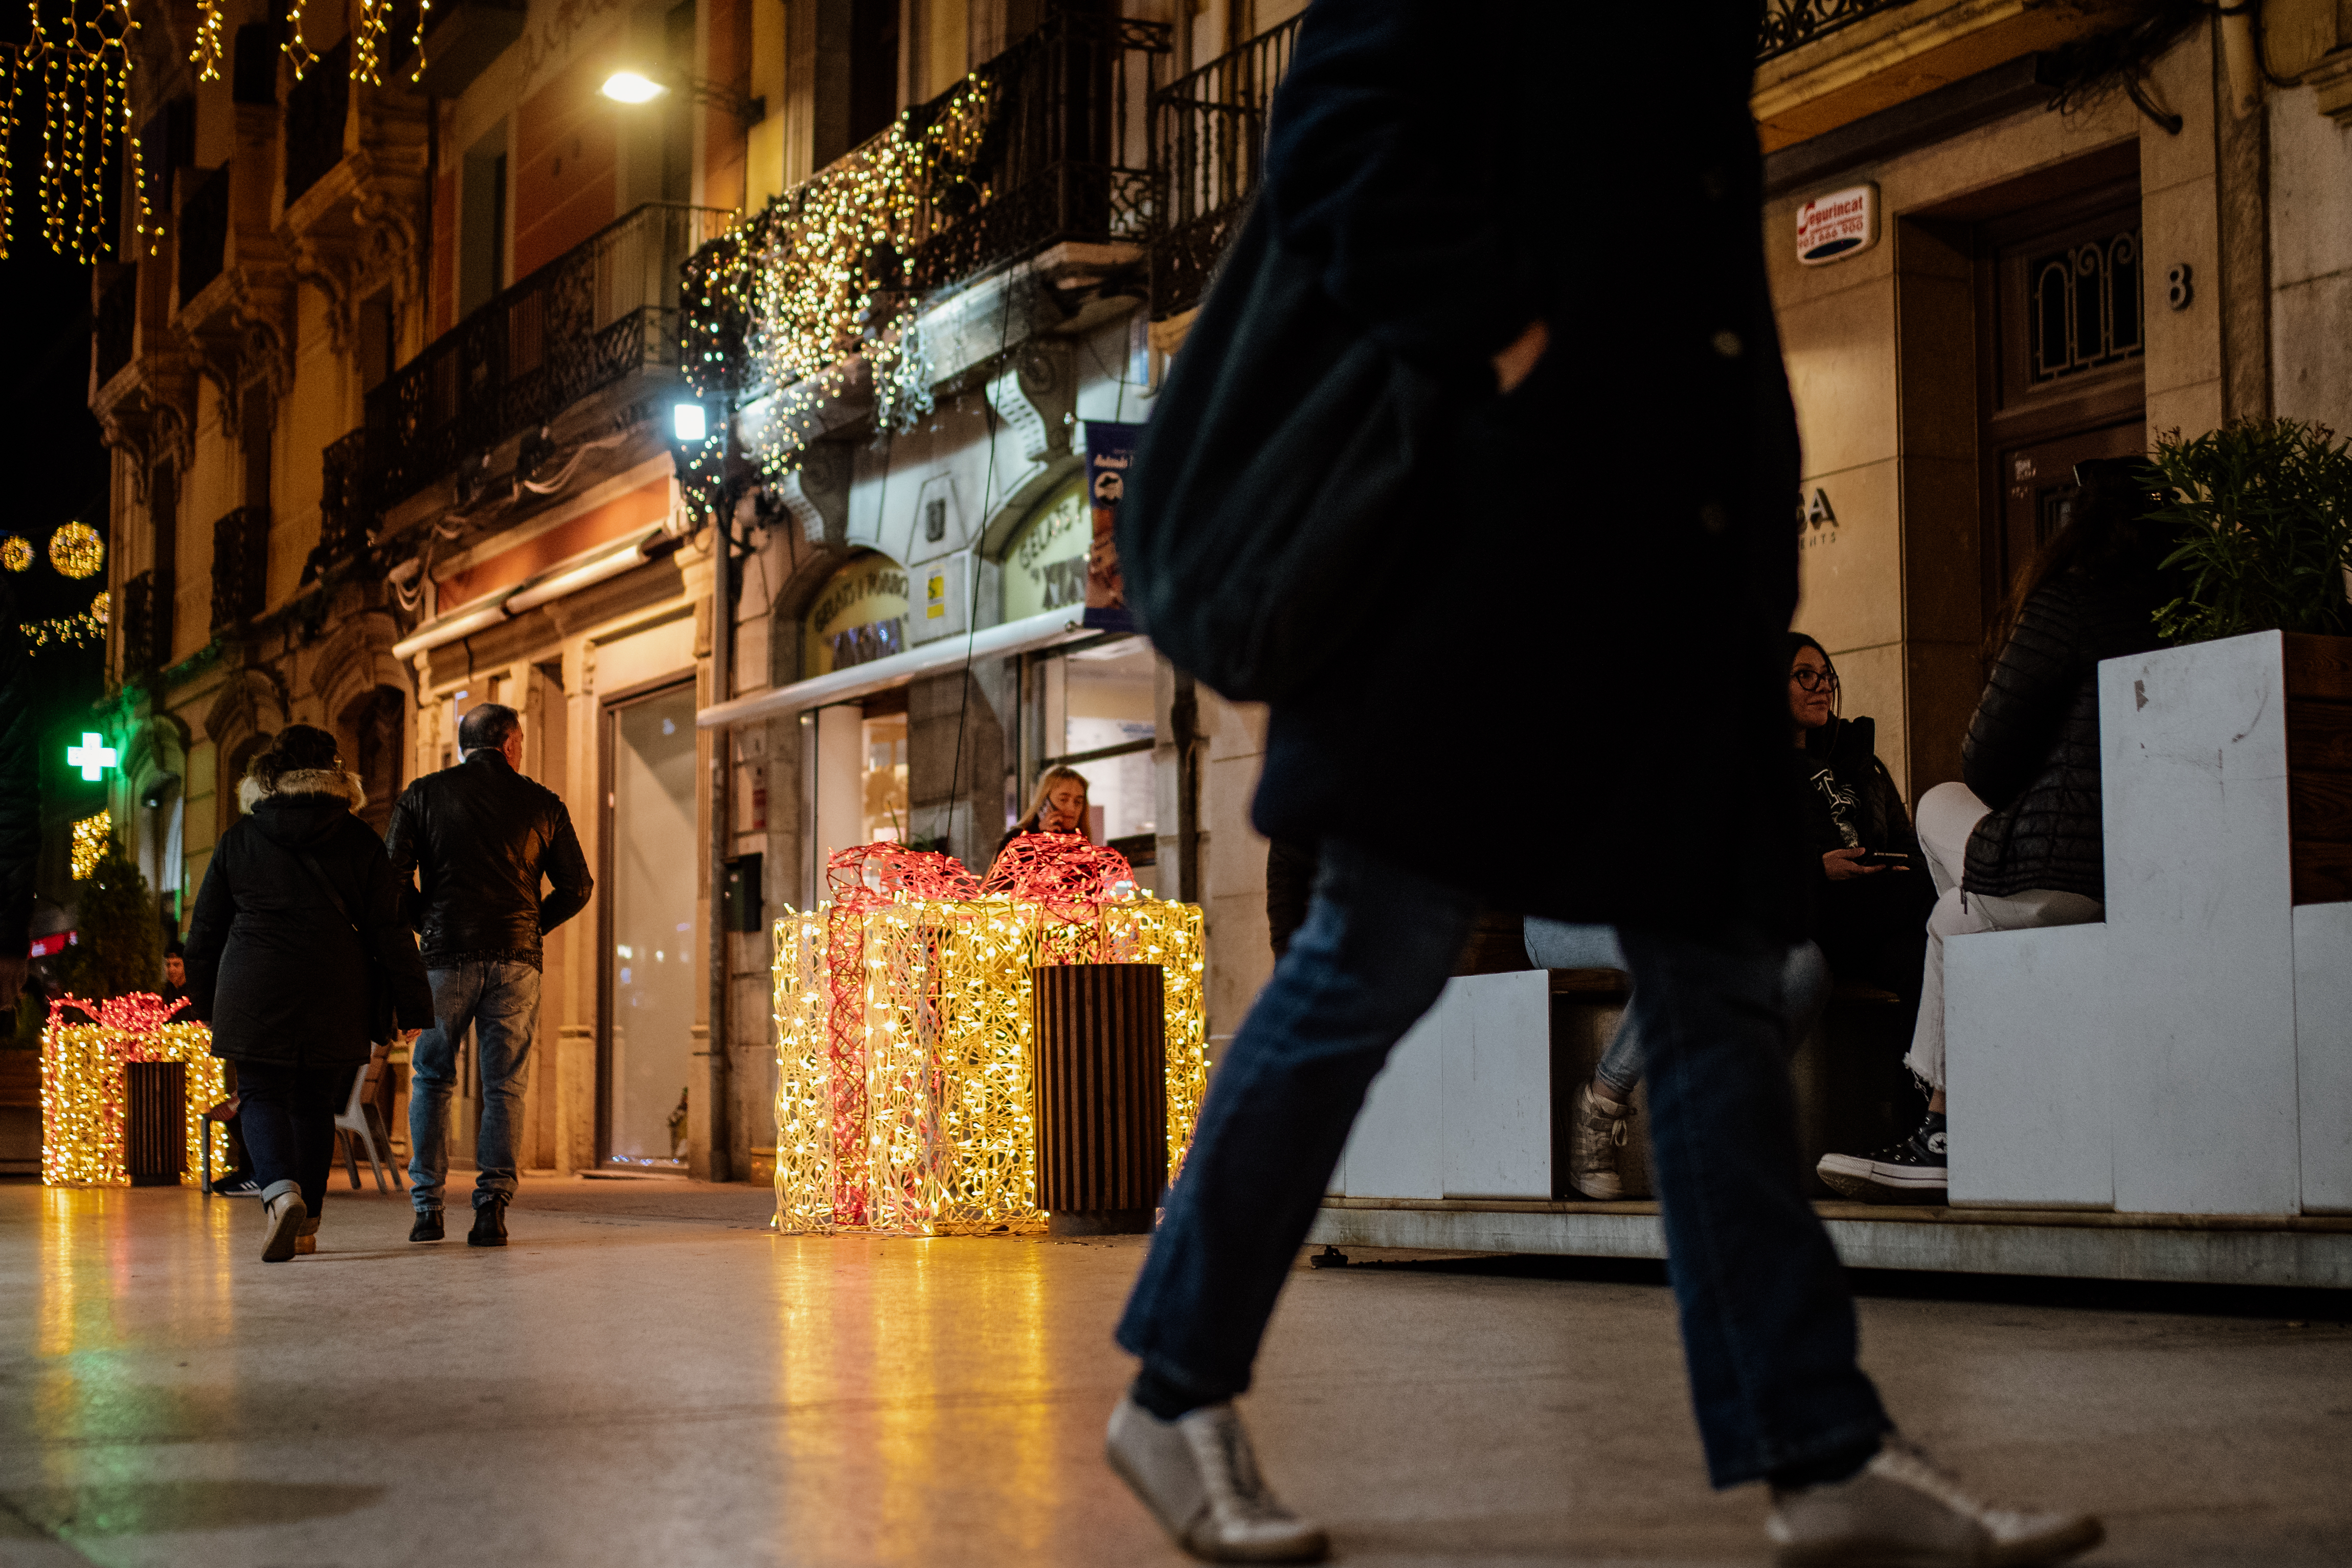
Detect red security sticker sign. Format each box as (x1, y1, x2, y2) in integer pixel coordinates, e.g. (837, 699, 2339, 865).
(1796, 184, 1877, 266)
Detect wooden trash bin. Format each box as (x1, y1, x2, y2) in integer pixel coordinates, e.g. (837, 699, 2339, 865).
(127, 1060, 188, 1187)
(1034, 963, 1166, 1235)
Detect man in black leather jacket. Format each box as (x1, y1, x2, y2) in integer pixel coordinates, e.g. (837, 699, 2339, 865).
(385, 702, 592, 1246)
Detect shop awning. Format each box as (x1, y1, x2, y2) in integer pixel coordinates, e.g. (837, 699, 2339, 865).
(696, 607, 1098, 729)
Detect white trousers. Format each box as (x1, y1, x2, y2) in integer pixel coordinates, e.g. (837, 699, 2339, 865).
(1907, 781, 2105, 1090)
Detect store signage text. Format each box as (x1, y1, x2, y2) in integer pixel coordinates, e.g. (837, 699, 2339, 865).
(1797, 185, 1877, 266)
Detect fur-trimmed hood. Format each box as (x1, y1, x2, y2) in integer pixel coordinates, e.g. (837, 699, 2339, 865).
(238, 768, 367, 814)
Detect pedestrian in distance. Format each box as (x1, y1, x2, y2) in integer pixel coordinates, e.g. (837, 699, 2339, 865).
(385, 702, 592, 1247)
(1104, 4, 2104, 1564)
(183, 725, 433, 1262)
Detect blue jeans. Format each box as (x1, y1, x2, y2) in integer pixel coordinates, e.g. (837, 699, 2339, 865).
(1526, 918, 1833, 1099)
(1116, 840, 1889, 1488)
(237, 1060, 355, 1217)
(408, 961, 541, 1213)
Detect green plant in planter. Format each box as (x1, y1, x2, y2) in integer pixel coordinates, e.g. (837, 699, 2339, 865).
(54, 835, 163, 1001)
(2145, 418, 2352, 644)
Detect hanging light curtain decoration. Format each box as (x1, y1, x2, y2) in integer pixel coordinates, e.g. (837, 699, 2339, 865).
(679, 74, 1002, 498)
(773, 836, 1208, 1236)
(235, 0, 428, 86)
(0, 0, 152, 260)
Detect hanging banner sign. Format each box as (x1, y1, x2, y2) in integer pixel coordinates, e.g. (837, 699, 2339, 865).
(1081, 421, 1142, 632)
(1796, 184, 1878, 266)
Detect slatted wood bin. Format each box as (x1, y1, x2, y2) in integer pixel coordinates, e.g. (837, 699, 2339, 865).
(1034, 963, 1167, 1235)
(2287, 633, 2352, 902)
(126, 1061, 188, 1187)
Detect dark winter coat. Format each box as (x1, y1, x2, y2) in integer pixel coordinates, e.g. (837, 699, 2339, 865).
(382, 751, 593, 969)
(1230, 2, 1804, 933)
(1962, 569, 2164, 900)
(184, 770, 434, 1066)
(0, 580, 35, 958)
(1792, 716, 1921, 863)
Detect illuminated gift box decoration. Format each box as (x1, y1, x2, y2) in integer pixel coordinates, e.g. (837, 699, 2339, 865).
(773, 836, 1208, 1235)
(41, 993, 228, 1188)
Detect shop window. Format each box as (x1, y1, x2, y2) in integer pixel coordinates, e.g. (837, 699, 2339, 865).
(1001, 479, 1089, 622)
(804, 552, 909, 677)
(1034, 638, 1157, 874)
(862, 691, 910, 843)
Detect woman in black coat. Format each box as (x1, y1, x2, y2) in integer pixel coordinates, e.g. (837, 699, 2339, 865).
(185, 724, 434, 1261)
(1817, 461, 2170, 1205)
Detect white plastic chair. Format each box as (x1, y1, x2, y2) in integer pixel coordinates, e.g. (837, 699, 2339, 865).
(335, 1042, 404, 1191)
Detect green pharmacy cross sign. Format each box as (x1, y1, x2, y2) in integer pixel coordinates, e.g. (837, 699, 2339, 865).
(66, 733, 117, 782)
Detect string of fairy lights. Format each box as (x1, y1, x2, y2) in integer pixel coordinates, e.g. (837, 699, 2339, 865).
(680, 76, 1001, 498)
(0, 0, 434, 260)
(8, 520, 106, 654)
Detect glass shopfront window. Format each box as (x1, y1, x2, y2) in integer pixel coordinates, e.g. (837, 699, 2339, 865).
(1029, 636, 1158, 884)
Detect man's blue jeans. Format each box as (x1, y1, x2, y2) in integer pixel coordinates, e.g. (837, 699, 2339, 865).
(1115, 840, 1889, 1487)
(408, 961, 541, 1214)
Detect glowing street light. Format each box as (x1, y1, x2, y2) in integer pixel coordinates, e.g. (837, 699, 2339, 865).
(672, 402, 708, 443)
(66, 732, 117, 782)
(601, 71, 669, 104)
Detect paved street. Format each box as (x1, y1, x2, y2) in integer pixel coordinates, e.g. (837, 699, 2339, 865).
(2, 1176, 2347, 1567)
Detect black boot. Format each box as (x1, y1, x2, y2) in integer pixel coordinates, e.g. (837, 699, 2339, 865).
(467, 1197, 508, 1247)
(409, 1210, 444, 1242)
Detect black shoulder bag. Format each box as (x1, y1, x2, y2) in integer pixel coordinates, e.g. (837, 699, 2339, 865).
(1115, 198, 1448, 704)
(294, 848, 399, 1047)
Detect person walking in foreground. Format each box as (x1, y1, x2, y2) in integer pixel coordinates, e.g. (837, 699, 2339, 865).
(1102, 5, 2103, 1565)
(386, 702, 592, 1247)
(183, 726, 433, 1261)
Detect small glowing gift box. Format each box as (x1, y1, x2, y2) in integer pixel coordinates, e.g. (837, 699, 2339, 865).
(772, 837, 1208, 1235)
(41, 993, 228, 1188)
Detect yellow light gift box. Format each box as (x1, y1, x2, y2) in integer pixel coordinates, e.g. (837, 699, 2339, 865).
(41, 994, 229, 1188)
(772, 838, 1208, 1235)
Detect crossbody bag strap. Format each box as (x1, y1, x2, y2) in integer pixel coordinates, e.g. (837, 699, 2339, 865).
(292, 847, 360, 934)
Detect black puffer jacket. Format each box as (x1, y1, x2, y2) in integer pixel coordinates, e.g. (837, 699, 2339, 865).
(1791, 715, 1920, 863)
(383, 751, 593, 968)
(1963, 569, 2163, 899)
(184, 770, 434, 1065)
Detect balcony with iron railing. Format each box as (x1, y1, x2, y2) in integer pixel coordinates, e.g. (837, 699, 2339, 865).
(1146, 14, 1300, 322)
(681, 12, 1168, 397)
(210, 506, 270, 630)
(119, 569, 172, 675)
(365, 200, 729, 510)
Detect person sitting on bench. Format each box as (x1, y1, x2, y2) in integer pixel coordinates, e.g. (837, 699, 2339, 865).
(1817, 459, 2171, 1205)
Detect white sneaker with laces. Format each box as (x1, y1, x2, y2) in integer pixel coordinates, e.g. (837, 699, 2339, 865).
(1569, 1081, 1634, 1201)
(1767, 1437, 2104, 1566)
(259, 1181, 307, 1264)
(1105, 1395, 1328, 1563)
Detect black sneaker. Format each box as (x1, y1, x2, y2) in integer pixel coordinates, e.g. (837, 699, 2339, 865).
(216, 1176, 264, 1198)
(467, 1197, 508, 1248)
(1818, 1112, 1948, 1204)
(409, 1210, 445, 1243)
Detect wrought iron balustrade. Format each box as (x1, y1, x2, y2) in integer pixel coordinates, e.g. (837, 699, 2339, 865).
(1756, 0, 1907, 64)
(210, 506, 270, 629)
(95, 268, 137, 385)
(1146, 14, 1300, 321)
(315, 426, 381, 571)
(366, 200, 728, 508)
(121, 569, 172, 673)
(681, 14, 1167, 384)
(285, 38, 353, 204)
(176, 166, 230, 306)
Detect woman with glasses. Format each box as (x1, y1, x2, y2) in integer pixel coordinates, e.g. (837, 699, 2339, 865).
(1536, 632, 1929, 1200)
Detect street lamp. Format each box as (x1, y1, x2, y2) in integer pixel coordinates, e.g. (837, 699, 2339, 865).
(600, 68, 764, 123)
(671, 401, 708, 444)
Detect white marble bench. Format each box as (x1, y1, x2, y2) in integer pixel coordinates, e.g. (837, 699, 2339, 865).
(1947, 630, 2352, 1216)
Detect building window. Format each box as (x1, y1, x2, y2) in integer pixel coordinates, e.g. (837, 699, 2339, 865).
(2025, 225, 2143, 386)
(1030, 637, 1157, 875)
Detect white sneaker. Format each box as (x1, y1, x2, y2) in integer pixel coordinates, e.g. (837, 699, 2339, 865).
(260, 1182, 307, 1264)
(1767, 1437, 2103, 1566)
(1569, 1082, 1633, 1200)
(1105, 1396, 1328, 1563)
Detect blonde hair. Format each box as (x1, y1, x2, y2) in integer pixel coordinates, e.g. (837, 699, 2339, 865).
(1012, 765, 1091, 838)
